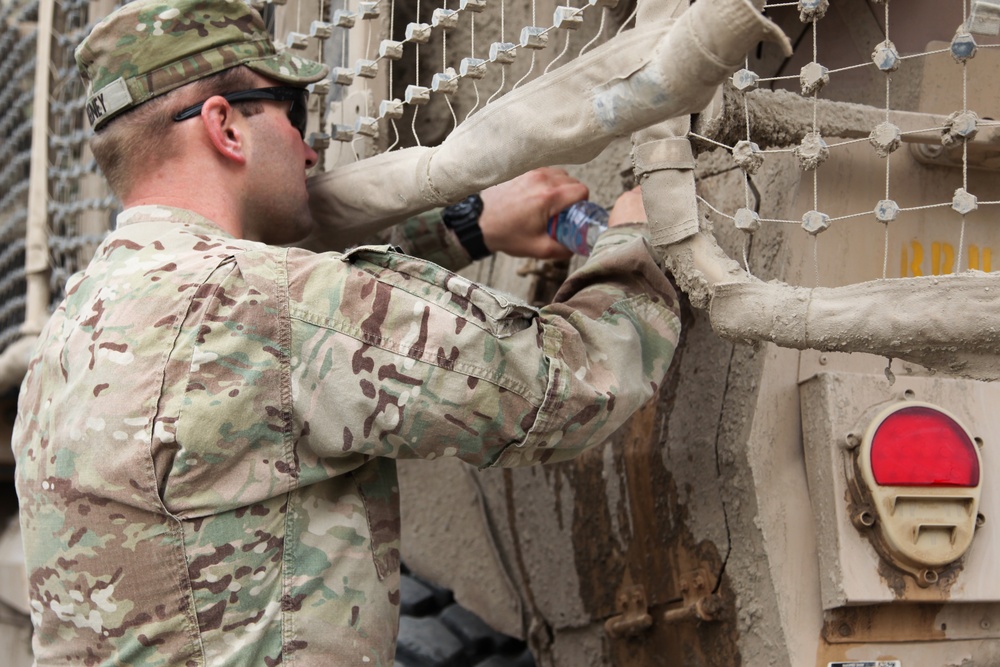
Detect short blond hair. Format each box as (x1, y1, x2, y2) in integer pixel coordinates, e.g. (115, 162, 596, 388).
(90, 66, 265, 198)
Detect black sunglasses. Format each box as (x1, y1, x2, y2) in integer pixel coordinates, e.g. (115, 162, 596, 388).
(173, 86, 310, 139)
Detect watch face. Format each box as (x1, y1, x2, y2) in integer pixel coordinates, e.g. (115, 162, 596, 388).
(444, 195, 483, 226)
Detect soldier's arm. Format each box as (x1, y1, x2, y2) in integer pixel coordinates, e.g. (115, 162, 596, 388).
(345, 168, 585, 271)
(284, 188, 680, 469)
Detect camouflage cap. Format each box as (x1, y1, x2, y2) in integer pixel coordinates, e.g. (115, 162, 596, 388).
(76, 0, 329, 130)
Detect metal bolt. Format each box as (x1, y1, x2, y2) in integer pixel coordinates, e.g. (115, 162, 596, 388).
(732, 140, 764, 175)
(838, 622, 852, 637)
(406, 22, 433, 44)
(952, 188, 979, 215)
(520, 26, 549, 50)
(918, 569, 939, 587)
(379, 98, 405, 120)
(695, 594, 725, 621)
(732, 68, 760, 92)
(359, 2, 381, 19)
(942, 110, 980, 146)
(460, 58, 488, 79)
(379, 40, 405, 61)
(951, 31, 978, 62)
(308, 79, 332, 96)
(431, 69, 459, 95)
(354, 116, 379, 139)
(798, 0, 829, 22)
(844, 432, 861, 449)
(801, 210, 831, 235)
(309, 20, 334, 39)
(554, 6, 584, 30)
(874, 199, 900, 223)
(869, 121, 902, 157)
(432, 8, 460, 29)
(799, 61, 830, 96)
(734, 208, 761, 234)
(355, 59, 379, 79)
(333, 9, 357, 28)
(794, 131, 829, 170)
(851, 508, 875, 528)
(872, 40, 901, 72)
(490, 42, 518, 64)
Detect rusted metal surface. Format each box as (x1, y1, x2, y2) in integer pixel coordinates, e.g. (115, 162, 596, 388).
(661, 568, 726, 626)
(533, 307, 742, 666)
(604, 584, 652, 639)
(822, 603, 1000, 644)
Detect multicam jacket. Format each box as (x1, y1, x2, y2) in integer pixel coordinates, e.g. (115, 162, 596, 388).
(14, 205, 680, 666)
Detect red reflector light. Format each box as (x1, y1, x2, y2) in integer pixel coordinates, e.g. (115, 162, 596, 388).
(870, 406, 980, 487)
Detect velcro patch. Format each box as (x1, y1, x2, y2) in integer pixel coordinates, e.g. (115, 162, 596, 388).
(86, 77, 133, 126)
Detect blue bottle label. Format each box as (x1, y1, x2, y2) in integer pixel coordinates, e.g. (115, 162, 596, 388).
(547, 201, 609, 256)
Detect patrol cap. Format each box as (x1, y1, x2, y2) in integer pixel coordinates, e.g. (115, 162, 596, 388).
(75, 0, 330, 130)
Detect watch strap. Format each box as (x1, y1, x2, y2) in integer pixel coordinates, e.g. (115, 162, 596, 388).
(441, 194, 490, 261)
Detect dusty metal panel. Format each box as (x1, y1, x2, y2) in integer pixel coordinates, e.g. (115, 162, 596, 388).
(800, 372, 1000, 607)
(398, 457, 525, 638)
(815, 637, 1000, 666)
(822, 603, 1000, 643)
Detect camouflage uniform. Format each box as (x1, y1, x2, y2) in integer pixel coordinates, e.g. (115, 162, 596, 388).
(14, 0, 681, 664)
(15, 205, 679, 665)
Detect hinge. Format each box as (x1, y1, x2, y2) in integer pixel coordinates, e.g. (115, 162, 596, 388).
(662, 567, 725, 625)
(604, 584, 653, 639)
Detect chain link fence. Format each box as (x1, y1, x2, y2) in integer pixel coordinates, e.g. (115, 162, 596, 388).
(0, 0, 115, 362)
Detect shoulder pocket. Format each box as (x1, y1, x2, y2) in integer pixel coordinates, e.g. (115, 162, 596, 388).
(341, 245, 538, 339)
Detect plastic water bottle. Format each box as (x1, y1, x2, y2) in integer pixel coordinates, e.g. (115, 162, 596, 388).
(547, 201, 609, 256)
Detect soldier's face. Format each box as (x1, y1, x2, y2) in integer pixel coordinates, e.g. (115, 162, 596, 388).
(242, 78, 319, 245)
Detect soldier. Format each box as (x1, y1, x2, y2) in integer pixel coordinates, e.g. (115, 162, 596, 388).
(12, 0, 681, 664)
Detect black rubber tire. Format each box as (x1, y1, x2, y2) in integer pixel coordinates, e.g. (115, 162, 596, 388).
(394, 568, 536, 667)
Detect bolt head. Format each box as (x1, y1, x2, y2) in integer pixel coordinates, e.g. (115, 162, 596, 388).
(732, 140, 764, 175)
(872, 40, 900, 72)
(874, 199, 899, 222)
(794, 131, 830, 170)
(731, 68, 760, 92)
(942, 110, 980, 146)
(868, 121, 902, 157)
(797, 0, 829, 22)
(801, 210, 831, 235)
(951, 31, 978, 62)
(799, 61, 830, 96)
(952, 188, 979, 215)
(734, 207, 762, 233)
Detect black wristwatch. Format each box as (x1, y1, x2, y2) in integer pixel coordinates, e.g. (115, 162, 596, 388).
(442, 194, 490, 261)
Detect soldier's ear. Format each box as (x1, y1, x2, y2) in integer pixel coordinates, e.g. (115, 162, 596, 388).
(199, 96, 248, 166)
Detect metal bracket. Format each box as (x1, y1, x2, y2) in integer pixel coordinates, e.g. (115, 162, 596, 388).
(662, 568, 725, 625)
(604, 584, 653, 639)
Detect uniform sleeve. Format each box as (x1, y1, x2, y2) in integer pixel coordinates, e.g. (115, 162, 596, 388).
(381, 209, 473, 272)
(283, 222, 679, 474)
(301, 208, 475, 272)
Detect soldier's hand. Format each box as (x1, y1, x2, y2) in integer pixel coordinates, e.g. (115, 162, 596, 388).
(607, 186, 646, 227)
(478, 167, 586, 260)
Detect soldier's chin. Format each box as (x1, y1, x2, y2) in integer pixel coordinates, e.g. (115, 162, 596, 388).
(271, 215, 317, 247)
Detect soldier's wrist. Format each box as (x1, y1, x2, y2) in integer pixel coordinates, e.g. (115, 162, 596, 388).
(442, 194, 490, 261)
